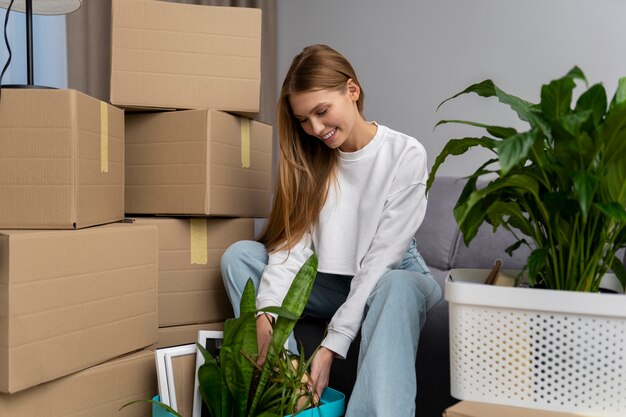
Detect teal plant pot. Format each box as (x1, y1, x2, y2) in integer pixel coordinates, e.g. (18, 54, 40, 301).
(284, 387, 345, 417)
(152, 387, 345, 417)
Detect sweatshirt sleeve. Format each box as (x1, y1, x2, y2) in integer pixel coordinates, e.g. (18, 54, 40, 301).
(256, 233, 315, 312)
(321, 146, 428, 359)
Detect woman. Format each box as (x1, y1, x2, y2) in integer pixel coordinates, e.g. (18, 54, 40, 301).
(221, 44, 441, 417)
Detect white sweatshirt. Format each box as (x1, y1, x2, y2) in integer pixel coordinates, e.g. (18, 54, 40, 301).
(256, 124, 428, 359)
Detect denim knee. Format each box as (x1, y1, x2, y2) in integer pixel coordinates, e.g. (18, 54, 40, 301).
(221, 240, 266, 274)
(221, 240, 267, 317)
(378, 270, 426, 303)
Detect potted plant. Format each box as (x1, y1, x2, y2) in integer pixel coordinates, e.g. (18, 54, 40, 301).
(125, 253, 345, 417)
(429, 67, 626, 291)
(428, 68, 626, 415)
(195, 253, 321, 417)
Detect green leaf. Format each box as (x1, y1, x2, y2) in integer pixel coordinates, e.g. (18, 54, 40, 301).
(220, 312, 257, 416)
(438, 79, 550, 134)
(616, 228, 626, 247)
(575, 83, 607, 126)
(215, 278, 259, 417)
(454, 174, 545, 248)
(504, 239, 529, 257)
(454, 174, 540, 230)
(611, 256, 626, 290)
(563, 66, 588, 85)
(197, 343, 225, 417)
(247, 254, 318, 417)
(119, 399, 184, 417)
(496, 129, 538, 175)
(603, 162, 626, 207)
(609, 76, 626, 110)
(558, 110, 593, 138)
(458, 202, 489, 245)
(600, 105, 626, 166)
(435, 119, 517, 139)
(528, 248, 548, 285)
(541, 76, 576, 121)
(437, 80, 500, 110)
(426, 137, 496, 191)
(572, 171, 597, 222)
(595, 202, 626, 222)
(486, 201, 534, 238)
(240, 278, 257, 314)
(543, 191, 568, 223)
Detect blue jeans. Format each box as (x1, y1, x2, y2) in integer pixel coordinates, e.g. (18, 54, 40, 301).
(220, 239, 442, 417)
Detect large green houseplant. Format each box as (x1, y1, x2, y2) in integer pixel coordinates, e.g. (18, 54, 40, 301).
(428, 67, 626, 292)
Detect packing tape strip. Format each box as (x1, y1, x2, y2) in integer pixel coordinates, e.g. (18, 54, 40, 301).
(100, 102, 109, 173)
(190, 218, 208, 265)
(240, 117, 250, 168)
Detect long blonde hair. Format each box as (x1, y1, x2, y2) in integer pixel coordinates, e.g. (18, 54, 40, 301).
(258, 44, 365, 252)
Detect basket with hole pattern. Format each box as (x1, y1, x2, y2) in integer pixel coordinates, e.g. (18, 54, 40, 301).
(445, 269, 626, 417)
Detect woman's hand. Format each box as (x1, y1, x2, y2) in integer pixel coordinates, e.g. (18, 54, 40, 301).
(309, 346, 335, 400)
(256, 313, 274, 366)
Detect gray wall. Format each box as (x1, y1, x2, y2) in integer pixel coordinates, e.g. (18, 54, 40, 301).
(277, 0, 626, 177)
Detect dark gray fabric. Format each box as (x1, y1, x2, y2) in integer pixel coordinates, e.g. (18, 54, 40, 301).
(415, 177, 465, 271)
(453, 223, 531, 271)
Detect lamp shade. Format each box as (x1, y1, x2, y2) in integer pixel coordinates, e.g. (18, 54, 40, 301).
(0, 0, 82, 15)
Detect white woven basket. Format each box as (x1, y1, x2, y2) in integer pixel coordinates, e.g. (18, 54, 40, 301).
(446, 269, 626, 417)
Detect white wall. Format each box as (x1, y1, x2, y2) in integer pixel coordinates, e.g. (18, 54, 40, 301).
(277, 0, 626, 177)
(0, 10, 67, 88)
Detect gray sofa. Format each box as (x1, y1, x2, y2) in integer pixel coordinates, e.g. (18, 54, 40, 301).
(413, 176, 531, 416)
(294, 176, 625, 417)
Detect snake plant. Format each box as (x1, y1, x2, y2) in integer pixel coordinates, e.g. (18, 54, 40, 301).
(196, 253, 319, 417)
(124, 254, 319, 417)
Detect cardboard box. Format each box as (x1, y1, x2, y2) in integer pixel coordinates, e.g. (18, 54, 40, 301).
(0, 223, 158, 393)
(0, 350, 156, 417)
(110, 0, 262, 113)
(125, 110, 272, 217)
(443, 401, 588, 417)
(0, 89, 124, 229)
(131, 217, 254, 326)
(152, 322, 225, 350)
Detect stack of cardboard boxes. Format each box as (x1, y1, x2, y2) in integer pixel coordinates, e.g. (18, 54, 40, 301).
(0, 86, 159, 415)
(113, 0, 272, 349)
(0, 0, 271, 415)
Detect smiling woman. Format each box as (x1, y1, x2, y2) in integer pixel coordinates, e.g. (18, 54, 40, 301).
(289, 84, 378, 152)
(221, 44, 441, 417)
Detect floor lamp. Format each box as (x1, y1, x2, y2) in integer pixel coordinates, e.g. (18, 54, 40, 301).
(0, 0, 82, 88)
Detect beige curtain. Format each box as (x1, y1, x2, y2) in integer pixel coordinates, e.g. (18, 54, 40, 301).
(66, 0, 277, 125)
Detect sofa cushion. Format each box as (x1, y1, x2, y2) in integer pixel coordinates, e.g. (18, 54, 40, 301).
(453, 222, 532, 270)
(415, 177, 465, 271)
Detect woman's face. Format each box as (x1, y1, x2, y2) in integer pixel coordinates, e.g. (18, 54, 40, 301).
(289, 80, 361, 151)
